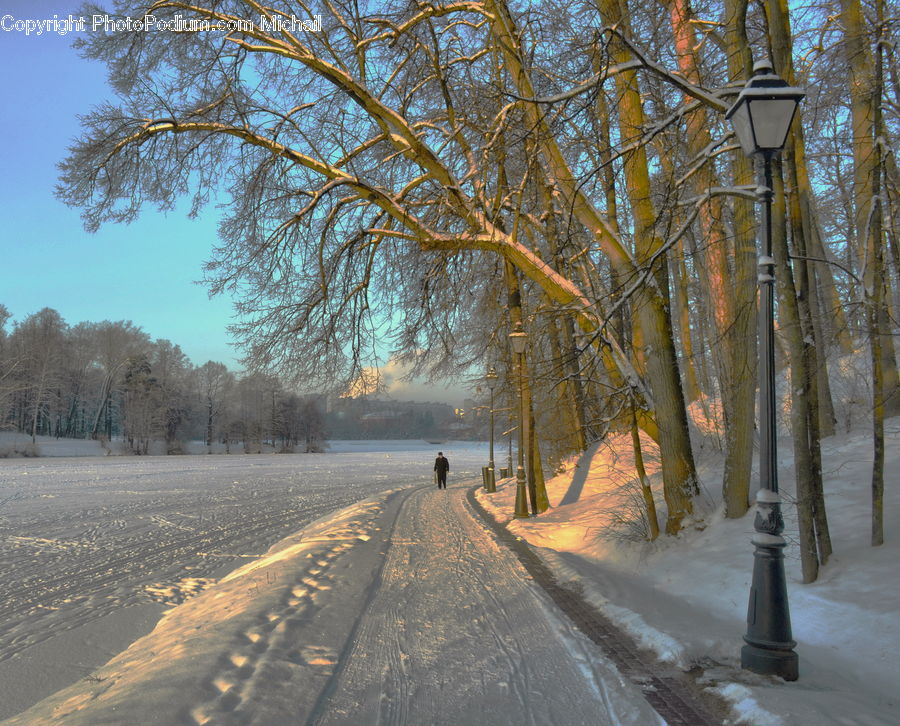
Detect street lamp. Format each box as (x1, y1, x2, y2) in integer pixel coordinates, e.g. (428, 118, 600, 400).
(509, 322, 530, 518)
(726, 59, 804, 682)
(485, 366, 498, 493)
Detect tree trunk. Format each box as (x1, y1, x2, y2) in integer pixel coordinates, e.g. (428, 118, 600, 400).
(871, 0, 886, 546)
(91, 374, 113, 440)
(766, 0, 834, 573)
(488, 0, 696, 531)
(632, 402, 660, 541)
(594, 0, 698, 532)
(504, 260, 550, 514)
(771, 157, 820, 583)
(668, 0, 753, 518)
(561, 315, 589, 449)
(545, 306, 585, 456)
(806, 205, 855, 356)
(767, 0, 838, 443)
(672, 237, 702, 404)
(207, 399, 214, 449)
(528, 402, 549, 514)
(539, 170, 588, 454)
(31, 367, 48, 445)
(840, 0, 900, 415)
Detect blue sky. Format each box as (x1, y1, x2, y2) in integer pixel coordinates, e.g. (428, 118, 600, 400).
(0, 2, 473, 404)
(0, 1, 241, 367)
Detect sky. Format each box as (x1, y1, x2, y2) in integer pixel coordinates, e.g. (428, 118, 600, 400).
(0, 1, 249, 369)
(0, 2, 479, 407)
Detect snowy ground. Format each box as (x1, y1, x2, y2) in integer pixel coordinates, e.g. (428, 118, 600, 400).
(0, 441, 485, 721)
(477, 419, 900, 726)
(1, 444, 661, 726)
(1, 426, 897, 725)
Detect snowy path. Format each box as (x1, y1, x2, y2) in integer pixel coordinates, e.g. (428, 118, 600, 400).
(3, 480, 662, 725)
(313, 483, 656, 725)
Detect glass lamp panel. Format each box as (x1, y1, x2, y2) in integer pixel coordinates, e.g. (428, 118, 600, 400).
(748, 99, 798, 150)
(729, 101, 758, 157)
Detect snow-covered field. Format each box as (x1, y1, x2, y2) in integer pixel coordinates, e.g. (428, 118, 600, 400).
(1, 442, 662, 726)
(1, 425, 897, 725)
(0, 441, 487, 720)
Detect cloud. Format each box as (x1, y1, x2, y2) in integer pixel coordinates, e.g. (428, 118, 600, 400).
(342, 359, 470, 406)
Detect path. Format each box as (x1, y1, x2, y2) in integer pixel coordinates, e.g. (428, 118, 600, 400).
(310, 482, 658, 726)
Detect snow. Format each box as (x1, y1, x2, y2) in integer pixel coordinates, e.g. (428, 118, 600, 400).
(0, 426, 897, 724)
(0, 441, 660, 725)
(0, 442, 486, 720)
(0, 432, 109, 457)
(477, 420, 900, 725)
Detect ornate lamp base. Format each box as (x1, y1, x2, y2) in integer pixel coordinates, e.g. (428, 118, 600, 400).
(742, 490, 799, 681)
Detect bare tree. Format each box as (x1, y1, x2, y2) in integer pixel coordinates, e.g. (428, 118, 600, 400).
(197, 360, 234, 449)
(10, 309, 68, 443)
(86, 320, 151, 440)
(59, 0, 742, 531)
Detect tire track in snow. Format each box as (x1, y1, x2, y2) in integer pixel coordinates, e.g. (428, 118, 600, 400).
(305, 488, 415, 726)
(466, 485, 725, 726)
(310, 483, 657, 726)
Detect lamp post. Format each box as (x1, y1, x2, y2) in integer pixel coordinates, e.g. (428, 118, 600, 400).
(507, 417, 513, 475)
(509, 322, 530, 518)
(726, 59, 804, 681)
(486, 366, 498, 493)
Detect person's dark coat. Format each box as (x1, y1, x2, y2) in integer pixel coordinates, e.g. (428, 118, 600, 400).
(434, 454, 449, 488)
(434, 455, 450, 475)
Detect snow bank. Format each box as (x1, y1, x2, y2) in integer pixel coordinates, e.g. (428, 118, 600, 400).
(1, 490, 401, 725)
(476, 421, 900, 725)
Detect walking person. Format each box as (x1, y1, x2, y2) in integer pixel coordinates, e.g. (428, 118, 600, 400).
(434, 451, 449, 489)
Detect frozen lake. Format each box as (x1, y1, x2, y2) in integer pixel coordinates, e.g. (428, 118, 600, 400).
(0, 441, 487, 719)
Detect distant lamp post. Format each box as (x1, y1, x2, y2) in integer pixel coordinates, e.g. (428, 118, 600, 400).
(726, 59, 804, 682)
(485, 366, 498, 493)
(509, 322, 530, 518)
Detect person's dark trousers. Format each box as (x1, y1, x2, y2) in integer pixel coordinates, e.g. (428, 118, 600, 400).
(437, 473, 447, 489)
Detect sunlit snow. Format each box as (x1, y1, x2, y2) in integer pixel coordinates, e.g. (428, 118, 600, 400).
(1, 427, 897, 725)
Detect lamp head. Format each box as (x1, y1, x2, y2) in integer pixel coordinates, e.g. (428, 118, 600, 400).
(486, 365, 498, 390)
(508, 322, 527, 355)
(725, 60, 805, 157)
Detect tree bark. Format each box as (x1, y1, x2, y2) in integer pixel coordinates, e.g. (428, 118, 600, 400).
(771, 157, 820, 583)
(871, 0, 886, 546)
(632, 402, 660, 540)
(592, 0, 698, 532)
(672, 238, 702, 404)
(840, 0, 900, 415)
(504, 260, 550, 514)
(668, 0, 753, 518)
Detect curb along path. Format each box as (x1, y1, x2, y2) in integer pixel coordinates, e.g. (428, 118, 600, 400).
(465, 485, 726, 726)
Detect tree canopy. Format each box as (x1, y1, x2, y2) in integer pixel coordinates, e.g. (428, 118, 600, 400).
(57, 0, 900, 545)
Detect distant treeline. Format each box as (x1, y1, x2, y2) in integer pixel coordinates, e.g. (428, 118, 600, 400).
(326, 397, 460, 440)
(0, 306, 325, 454)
